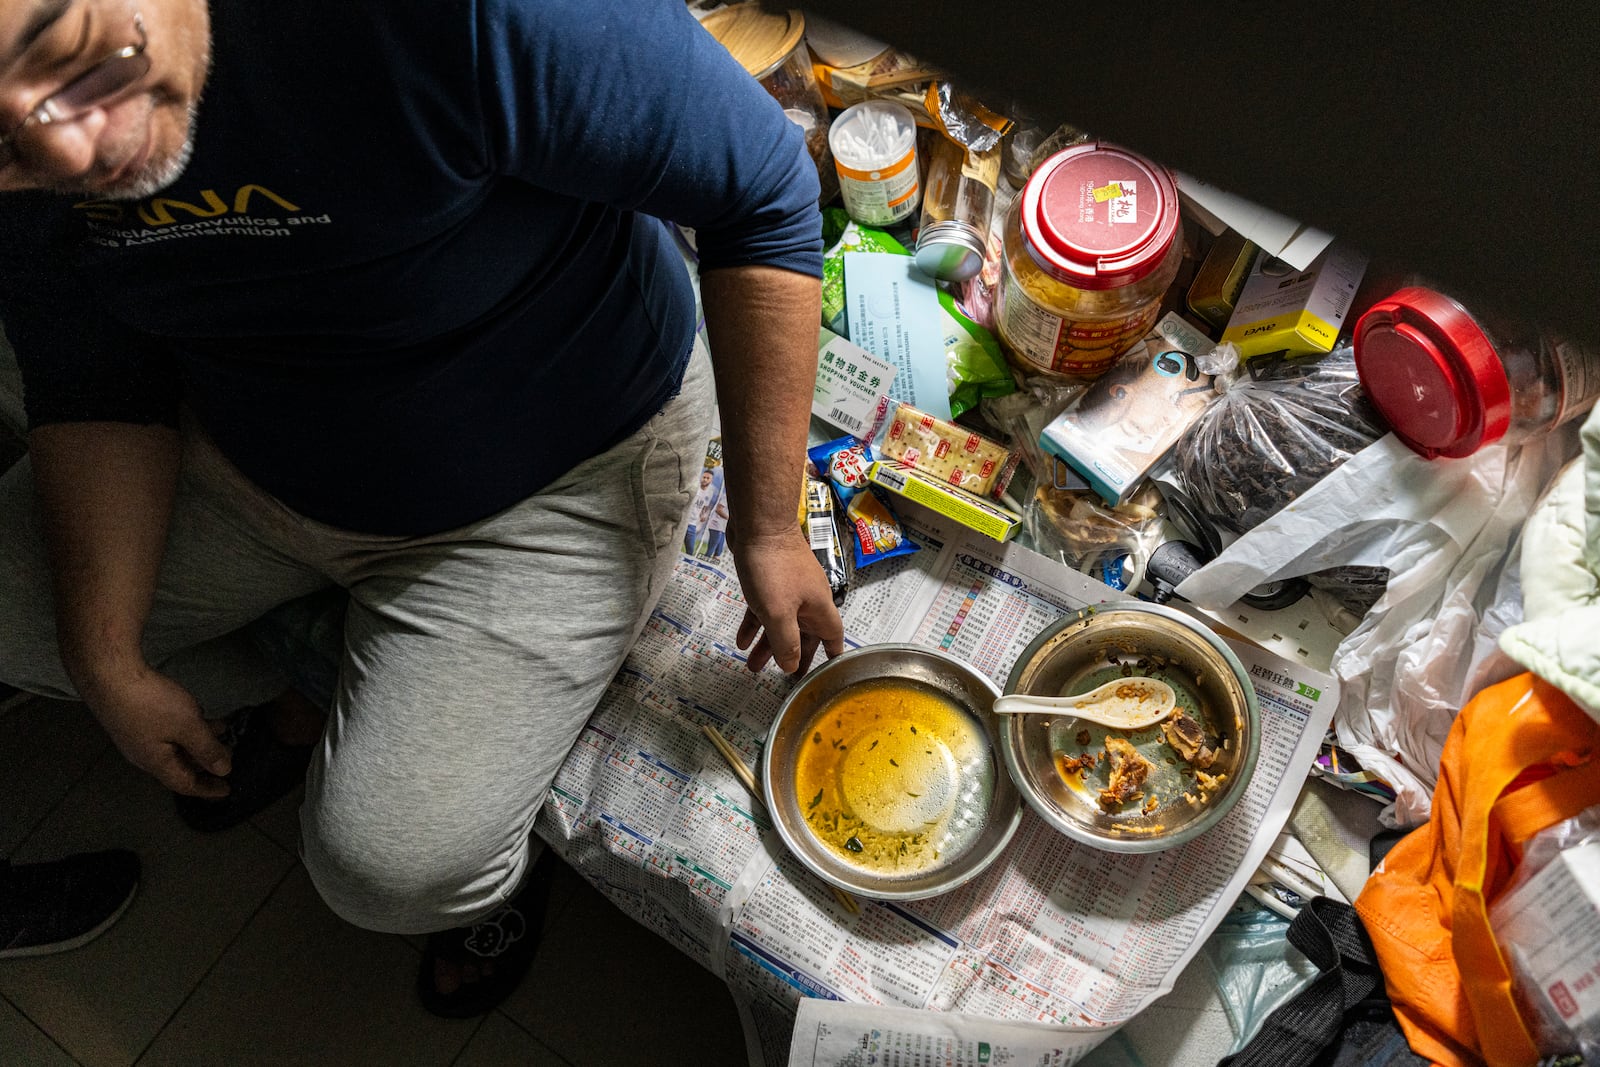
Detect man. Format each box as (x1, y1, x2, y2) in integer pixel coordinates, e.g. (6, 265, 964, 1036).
(705, 482, 731, 560)
(684, 468, 718, 556)
(0, 0, 844, 1015)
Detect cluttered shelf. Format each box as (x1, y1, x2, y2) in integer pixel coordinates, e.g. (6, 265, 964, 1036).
(527, 5, 1600, 1067)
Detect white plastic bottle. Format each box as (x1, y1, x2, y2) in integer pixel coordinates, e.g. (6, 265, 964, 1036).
(828, 101, 920, 227)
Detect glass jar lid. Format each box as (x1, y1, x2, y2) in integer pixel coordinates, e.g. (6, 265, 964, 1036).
(699, 4, 806, 82)
(1353, 286, 1511, 458)
(915, 221, 987, 282)
(1020, 142, 1179, 291)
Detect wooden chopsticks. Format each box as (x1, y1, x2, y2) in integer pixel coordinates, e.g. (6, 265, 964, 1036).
(701, 723, 860, 915)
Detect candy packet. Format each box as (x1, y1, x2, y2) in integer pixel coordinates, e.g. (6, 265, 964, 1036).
(806, 435, 875, 508)
(802, 469, 851, 603)
(844, 489, 919, 569)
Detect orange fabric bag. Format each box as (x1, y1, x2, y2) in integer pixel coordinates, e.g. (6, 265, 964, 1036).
(1355, 673, 1600, 1067)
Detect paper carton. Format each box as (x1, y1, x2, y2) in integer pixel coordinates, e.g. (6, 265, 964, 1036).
(1039, 313, 1215, 506)
(1490, 841, 1600, 1048)
(868, 461, 1022, 542)
(1221, 242, 1368, 358)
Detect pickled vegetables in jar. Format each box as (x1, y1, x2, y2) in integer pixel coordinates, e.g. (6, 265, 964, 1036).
(994, 142, 1183, 380)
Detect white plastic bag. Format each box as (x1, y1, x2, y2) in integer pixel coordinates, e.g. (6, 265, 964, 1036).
(1175, 427, 1581, 826)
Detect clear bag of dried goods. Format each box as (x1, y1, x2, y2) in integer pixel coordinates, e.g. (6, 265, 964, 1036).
(1027, 481, 1165, 594)
(1175, 346, 1387, 535)
(1174, 346, 1391, 611)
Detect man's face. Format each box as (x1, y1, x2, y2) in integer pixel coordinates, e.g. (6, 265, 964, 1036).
(700, 472, 714, 489)
(0, 0, 210, 199)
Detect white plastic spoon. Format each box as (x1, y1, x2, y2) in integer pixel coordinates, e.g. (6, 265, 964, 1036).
(993, 676, 1177, 730)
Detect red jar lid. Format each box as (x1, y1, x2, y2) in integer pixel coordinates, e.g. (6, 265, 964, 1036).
(1352, 286, 1511, 458)
(1019, 142, 1179, 291)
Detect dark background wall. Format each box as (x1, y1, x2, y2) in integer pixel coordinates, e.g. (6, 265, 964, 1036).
(795, 2, 1600, 344)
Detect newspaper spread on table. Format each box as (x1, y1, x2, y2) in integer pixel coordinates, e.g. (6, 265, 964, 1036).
(535, 504, 1337, 1067)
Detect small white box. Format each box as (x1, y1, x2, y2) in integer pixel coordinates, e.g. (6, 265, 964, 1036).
(1490, 840, 1600, 1046)
(1039, 313, 1215, 506)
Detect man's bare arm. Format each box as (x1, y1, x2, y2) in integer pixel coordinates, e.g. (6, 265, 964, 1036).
(30, 421, 232, 794)
(700, 264, 844, 674)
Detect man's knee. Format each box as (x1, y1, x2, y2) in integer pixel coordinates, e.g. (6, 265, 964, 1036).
(300, 805, 524, 935)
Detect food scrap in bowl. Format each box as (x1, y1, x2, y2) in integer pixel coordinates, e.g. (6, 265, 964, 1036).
(1097, 737, 1153, 813)
(1055, 751, 1097, 778)
(1161, 710, 1217, 768)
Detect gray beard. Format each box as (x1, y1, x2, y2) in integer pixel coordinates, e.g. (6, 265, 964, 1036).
(63, 18, 212, 202)
(92, 101, 200, 201)
(106, 120, 197, 200)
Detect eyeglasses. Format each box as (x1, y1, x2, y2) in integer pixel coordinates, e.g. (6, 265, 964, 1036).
(0, 12, 150, 169)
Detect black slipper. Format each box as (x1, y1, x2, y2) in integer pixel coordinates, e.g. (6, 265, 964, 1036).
(0, 850, 141, 958)
(173, 707, 315, 833)
(417, 851, 555, 1019)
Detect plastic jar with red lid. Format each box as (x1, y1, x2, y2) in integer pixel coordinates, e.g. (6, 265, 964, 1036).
(1352, 286, 1600, 458)
(993, 141, 1183, 380)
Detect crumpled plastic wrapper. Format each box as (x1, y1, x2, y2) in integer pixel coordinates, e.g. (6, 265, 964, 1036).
(1175, 346, 1392, 615)
(924, 82, 1010, 153)
(1028, 480, 1165, 583)
(1174, 425, 1583, 827)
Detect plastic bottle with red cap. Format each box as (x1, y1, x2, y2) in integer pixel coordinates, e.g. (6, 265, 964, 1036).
(1352, 286, 1600, 458)
(993, 141, 1183, 380)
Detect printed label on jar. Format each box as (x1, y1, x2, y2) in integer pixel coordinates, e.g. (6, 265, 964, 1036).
(836, 151, 919, 226)
(997, 270, 1161, 377)
(1549, 336, 1600, 426)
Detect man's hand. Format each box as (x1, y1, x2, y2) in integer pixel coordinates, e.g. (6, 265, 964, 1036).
(83, 667, 232, 798)
(697, 263, 835, 674)
(731, 529, 845, 676)
(29, 422, 210, 793)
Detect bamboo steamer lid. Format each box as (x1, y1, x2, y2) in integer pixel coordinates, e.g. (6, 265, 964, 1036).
(700, 4, 806, 82)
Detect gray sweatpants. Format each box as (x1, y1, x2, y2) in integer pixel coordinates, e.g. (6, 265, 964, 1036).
(0, 343, 714, 935)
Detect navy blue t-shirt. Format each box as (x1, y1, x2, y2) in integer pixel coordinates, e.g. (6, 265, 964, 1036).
(0, 0, 822, 534)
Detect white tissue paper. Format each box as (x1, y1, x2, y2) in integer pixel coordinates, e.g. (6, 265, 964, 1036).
(1175, 428, 1581, 827)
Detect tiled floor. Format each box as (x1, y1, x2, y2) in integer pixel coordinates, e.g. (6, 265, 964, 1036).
(1, 696, 749, 1067)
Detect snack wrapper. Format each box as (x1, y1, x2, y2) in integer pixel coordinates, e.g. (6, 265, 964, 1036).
(880, 402, 1019, 498)
(806, 436, 875, 509)
(844, 490, 919, 568)
(803, 471, 851, 603)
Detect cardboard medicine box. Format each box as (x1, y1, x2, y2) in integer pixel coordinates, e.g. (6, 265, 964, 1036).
(867, 461, 1022, 542)
(1221, 242, 1368, 358)
(1488, 841, 1600, 1044)
(1039, 312, 1215, 507)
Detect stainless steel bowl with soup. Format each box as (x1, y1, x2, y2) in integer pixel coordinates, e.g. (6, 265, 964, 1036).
(761, 644, 1023, 900)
